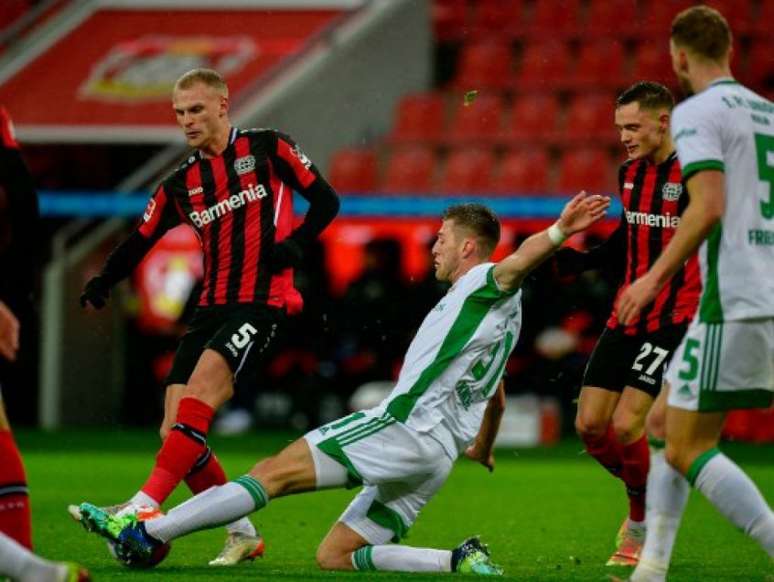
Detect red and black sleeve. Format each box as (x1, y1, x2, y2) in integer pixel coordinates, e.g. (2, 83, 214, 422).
(270, 131, 339, 245)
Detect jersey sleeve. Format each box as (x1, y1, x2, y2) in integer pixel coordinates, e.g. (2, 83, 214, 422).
(270, 131, 320, 190)
(671, 100, 725, 180)
(137, 183, 182, 241)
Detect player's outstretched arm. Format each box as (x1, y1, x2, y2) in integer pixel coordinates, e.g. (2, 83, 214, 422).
(616, 170, 724, 324)
(465, 381, 506, 472)
(493, 192, 610, 293)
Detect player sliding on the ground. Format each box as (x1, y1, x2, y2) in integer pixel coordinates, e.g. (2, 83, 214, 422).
(75, 195, 609, 575)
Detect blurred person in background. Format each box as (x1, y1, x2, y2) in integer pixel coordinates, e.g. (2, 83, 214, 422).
(72, 68, 339, 566)
(559, 82, 699, 566)
(0, 105, 89, 582)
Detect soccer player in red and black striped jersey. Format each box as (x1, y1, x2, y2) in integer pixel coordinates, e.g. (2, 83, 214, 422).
(74, 69, 339, 565)
(555, 82, 700, 567)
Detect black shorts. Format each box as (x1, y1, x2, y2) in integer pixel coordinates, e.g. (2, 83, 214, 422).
(582, 324, 688, 397)
(165, 304, 286, 388)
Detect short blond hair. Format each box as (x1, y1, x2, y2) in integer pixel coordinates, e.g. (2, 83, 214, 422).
(174, 68, 228, 97)
(671, 5, 732, 62)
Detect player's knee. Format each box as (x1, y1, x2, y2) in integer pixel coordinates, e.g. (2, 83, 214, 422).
(315, 547, 336, 570)
(611, 415, 642, 444)
(646, 412, 665, 441)
(575, 414, 607, 441)
(159, 425, 169, 441)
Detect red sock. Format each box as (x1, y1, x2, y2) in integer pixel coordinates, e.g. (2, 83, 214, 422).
(582, 424, 624, 478)
(0, 430, 32, 549)
(141, 397, 215, 504)
(621, 435, 650, 522)
(185, 447, 227, 494)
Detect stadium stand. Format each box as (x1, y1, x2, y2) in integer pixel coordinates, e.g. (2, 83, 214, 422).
(328, 148, 377, 193)
(382, 146, 436, 193)
(438, 147, 496, 193)
(389, 92, 446, 144)
(491, 149, 549, 194)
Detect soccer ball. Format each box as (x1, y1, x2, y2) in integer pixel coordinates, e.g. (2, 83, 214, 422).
(106, 505, 171, 569)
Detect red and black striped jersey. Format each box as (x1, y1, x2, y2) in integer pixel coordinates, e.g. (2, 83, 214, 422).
(136, 127, 333, 311)
(608, 152, 700, 334)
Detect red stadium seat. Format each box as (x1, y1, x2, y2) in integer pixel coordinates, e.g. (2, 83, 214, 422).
(527, 0, 581, 38)
(390, 93, 446, 144)
(637, 0, 692, 36)
(500, 93, 560, 144)
(469, 0, 525, 38)
(492, 150, 549, 194)
(632, 44, 674, 86)
(584, 0, 637, 38)
(432, 0, 469, 42)
(564, 94, 615, 143)
(447, 93, 504, 144)
(516, 41, 571, 90)
(439, 148, 495, 193)
(557, 148, 615, 194)
(328, 148, 377, 193)
(742, 40, 774, 91)
(752, 2, 774, 38)
(453, 40, 513, 90)
(570, 40, 625, 90)
(704, 0, 752, 35)
(381, 146, 436, 193)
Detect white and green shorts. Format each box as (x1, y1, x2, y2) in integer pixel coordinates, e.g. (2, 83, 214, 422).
(666, 317, 774, 412)
(304, 408, 454, 544)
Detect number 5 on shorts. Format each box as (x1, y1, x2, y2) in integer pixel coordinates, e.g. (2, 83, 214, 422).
(677, 338, 701, 381)
(231, 323, 258, 348)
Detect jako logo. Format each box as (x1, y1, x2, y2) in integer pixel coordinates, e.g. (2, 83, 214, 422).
(625, 210, 680, 228)
(189, 183, 268, 227)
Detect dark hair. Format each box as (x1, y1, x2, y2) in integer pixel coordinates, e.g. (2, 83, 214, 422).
(174, 68, 229, 96)
(616, 81, 675, 112)
(442, 203, 500, 257)
(671, 5, 732, 62)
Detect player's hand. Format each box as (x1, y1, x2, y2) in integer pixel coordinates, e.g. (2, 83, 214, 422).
(616, 273, 660, 325)
(557, 191, 610, 236)
(464, 443, 495, 473)
(0, 301, 20, 362)
(268, 238, 304, 272)
(80, 275, 111, 309)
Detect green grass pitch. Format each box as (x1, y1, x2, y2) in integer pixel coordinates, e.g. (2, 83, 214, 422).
(15, 429, 773, 581)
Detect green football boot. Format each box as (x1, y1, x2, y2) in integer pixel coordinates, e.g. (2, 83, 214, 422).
(451, 536, 504, 576)
(77, 502, 136, 543)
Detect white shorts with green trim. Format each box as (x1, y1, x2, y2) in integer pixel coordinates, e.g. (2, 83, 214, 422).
(666, 317, 774, 412)
(304, 408, 454, 543)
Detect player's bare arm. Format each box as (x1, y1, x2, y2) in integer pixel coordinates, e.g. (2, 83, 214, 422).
(617, 170, 725, 324)
(493, 192, 610, 292)
(0, 300, 19, 362)
(465, 381, 506, 472)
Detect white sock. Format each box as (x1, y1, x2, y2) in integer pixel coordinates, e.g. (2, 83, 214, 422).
(630, 448, 690, 582)
(0, 531, 62, 582)
(352, 545, 451, 572)
(145, 477, 267, 543)
(130, 490, 160, 509)
(692, 450, 774, 557)
(225, 516, 257, 537)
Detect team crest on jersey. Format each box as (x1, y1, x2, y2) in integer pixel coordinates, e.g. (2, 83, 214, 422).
(662, 182, 683, 201)
(143, 198, 157, 222)
(291, 146, 312, 170)
(234, 155, 256, 176)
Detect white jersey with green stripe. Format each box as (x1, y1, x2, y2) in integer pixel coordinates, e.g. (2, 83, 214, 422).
(376, 263, 522, 458)
(670, 78, 774, 322)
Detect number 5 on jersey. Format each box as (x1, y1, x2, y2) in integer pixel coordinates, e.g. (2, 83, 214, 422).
(232, 323, 258, 349)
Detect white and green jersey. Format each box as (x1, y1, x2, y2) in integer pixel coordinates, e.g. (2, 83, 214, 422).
(376, 263, 522, 458)
(671, 78, 774, 322)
